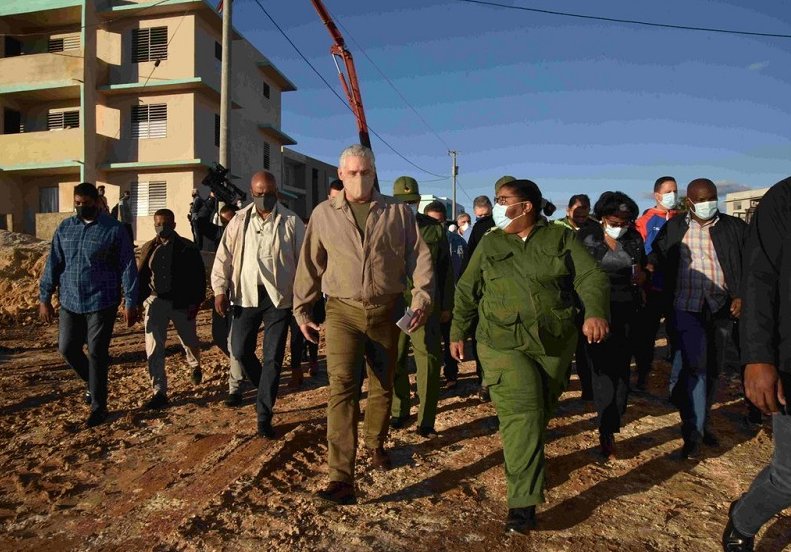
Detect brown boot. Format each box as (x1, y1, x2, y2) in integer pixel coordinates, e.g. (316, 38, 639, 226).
(370, 447, 392, 471)
(316, 481, 356, 505)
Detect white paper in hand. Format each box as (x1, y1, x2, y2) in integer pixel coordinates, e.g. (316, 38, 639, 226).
(396, 307, 415, 334)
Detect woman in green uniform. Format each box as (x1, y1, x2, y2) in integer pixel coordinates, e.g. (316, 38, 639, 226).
(450, 179, 610, 535)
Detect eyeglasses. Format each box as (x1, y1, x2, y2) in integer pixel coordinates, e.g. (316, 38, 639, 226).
(493, 196, 525, 206)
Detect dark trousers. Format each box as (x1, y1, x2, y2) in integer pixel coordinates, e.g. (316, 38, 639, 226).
(586, 302, 637, 435)
(58, 306, 118, 412)
(670, 303, 734, 443)
(230, 286, 290, 424)
(574, 310, 593, 399)
(732, 408, 791, 536)
(440, 319, 458, 381)
(122, 223, 134, 244)
(289, 315, 304, 374)
(633, 290, 671, 385)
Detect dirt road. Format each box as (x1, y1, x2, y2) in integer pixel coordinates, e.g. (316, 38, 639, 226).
(0, 313, 788, 551)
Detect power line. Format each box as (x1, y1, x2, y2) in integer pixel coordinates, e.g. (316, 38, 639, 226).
(456, 0, 791, 39)
(250, 0, 450, 180)
(326, 6, 452, 151)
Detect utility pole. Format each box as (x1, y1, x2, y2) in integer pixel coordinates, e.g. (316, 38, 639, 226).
(219, 0, 232, 169)
(449, 150, 458, 220)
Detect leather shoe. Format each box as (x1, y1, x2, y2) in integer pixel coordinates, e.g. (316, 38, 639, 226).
(86, 408, 108, 428)
(224, 393, 242, 407)
(316, 481, 356, 505)
(703, 431, 720, 448)
(599, 432, 616, 460)
(681, 439, 701, 460)
(505, 506, 536, 534)
(478, 386, 491, 403)
(258, 421, 277, 440)
(190, 367, 203, 385)
(370, 447, 392, 471)
(84, 391, 92, 405)
(145, 393, 169, 410)
(390, 416, 409, 429)
(722, 500, 754, 551)
(416, 426, 437, 438)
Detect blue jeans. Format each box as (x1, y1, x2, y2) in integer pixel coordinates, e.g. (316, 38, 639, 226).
(58, 306, 118, 412)
(732, 409, 791, 536)
(670, 304, 735, 442)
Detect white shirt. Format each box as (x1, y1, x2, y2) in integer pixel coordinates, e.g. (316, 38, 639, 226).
(239, 208, 283, 308)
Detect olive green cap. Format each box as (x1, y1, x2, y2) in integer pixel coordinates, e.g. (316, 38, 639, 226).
(392, 176, 421, 203)
(494, 175, 517, 194)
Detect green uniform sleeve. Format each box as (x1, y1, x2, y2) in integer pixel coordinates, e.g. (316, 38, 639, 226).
(566, 233, 610, 320)
(450, 239, 483, 341)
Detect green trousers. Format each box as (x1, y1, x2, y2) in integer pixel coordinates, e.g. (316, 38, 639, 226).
(477, 339, 574, 508)
(324, 297, 401, 484)
(391, 312, 442, 428)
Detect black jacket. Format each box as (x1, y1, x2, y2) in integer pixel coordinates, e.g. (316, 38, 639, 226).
(740, 178, 791, 375)
(578, 224, 645, 306)
(648, 212, 746, 306)
(467, 215, 495, 258)
(137, 233, 206, 309)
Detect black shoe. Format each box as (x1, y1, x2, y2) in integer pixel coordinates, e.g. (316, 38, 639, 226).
(316, 481, 356, 505)
(681, 439, 701, 460)
(505, 506, 536, 534)
(390, 416, 409, 429)
(257, 421, 277, 440)
(478, 386, 491, 403)
(416, 426, 437, 438)
(86, 408, 108, 428)
(224, 393, 242, 407)
(599, 432, 616, 460)
(146, 393, 169, 410)
(703, 431, 721, 448)
(190, 367, 203, 385)
(84, 391, 92, 405)
(722, 500, 754, 551)
(445, 379, 458, 390)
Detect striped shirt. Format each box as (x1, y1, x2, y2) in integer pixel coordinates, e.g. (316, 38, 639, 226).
(40, 214, 139, 314)
(674, 215, 728, 313)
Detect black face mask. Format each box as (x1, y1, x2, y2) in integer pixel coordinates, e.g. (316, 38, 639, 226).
(154, 224, 175, 239)
(253, 194, 277, 212)
(75, 205, 97, 220)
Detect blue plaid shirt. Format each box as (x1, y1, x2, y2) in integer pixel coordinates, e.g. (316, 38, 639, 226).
(39, 214, 139, 314)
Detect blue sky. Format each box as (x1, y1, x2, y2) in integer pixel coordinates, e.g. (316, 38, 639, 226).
(232, 0, 791, 214)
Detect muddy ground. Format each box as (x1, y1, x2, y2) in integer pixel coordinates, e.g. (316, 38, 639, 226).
(0, 313, 788, 552)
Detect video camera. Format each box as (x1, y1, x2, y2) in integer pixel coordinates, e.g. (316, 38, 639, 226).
(201, 163, 247, 206)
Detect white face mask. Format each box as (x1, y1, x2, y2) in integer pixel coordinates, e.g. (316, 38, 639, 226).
(659, 191, 678, 210)
(691, 200, 718, 221)
(604, 223, 628, 240)
(492, 201, 527, 230)
(459, 222, 469, 232)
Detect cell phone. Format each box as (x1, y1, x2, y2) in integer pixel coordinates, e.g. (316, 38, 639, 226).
(396, 308, 415, 334)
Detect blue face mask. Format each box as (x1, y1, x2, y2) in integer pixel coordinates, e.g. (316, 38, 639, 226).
(492, 201, 527, 230)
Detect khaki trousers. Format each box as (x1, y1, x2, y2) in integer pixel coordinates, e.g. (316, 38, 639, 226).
(144, 296, 200, 395)
(324, 297, 401, 483)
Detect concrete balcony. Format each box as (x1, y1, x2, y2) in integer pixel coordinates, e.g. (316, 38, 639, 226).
(0, 51, 83, 101)
(0, 129, 83, 174)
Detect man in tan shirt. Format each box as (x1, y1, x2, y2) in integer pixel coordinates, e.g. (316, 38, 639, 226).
(293, 144, 434, 505)
(211, 170, 305, 439)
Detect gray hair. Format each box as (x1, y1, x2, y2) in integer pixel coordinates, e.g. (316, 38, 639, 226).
(473, 195, 492, 208)
(339, 144, 376, 170)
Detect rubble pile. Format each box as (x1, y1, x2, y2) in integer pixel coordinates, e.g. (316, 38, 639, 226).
(0, 231, 52, 325)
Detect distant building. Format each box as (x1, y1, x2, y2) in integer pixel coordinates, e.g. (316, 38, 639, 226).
(280, 148, 337, 220)
(724, 187, 770, 223)
(417, 194, 466, 219)
(0, 0, 298, 243)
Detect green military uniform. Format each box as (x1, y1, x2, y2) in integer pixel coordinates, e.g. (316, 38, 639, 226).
(450, 220, 609, 508)
(391, 177, 455, 430)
